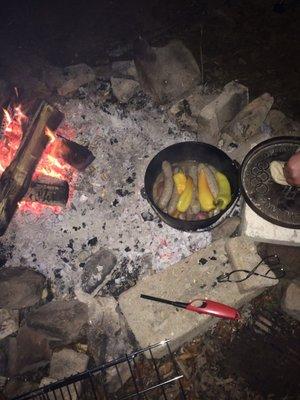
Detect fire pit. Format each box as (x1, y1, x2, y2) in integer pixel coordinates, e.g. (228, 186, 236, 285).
(0, 100, 94, 235)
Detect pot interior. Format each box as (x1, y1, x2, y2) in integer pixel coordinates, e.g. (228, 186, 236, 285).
(144, 141, 240, 231)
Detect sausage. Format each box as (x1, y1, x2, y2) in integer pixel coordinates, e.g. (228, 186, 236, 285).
(167, 185, 180, 215)
(158, 161, 174, 209)
(198, 163, 219, 199)
(188, 165, 201, 214)
(152, 172, 164, 204)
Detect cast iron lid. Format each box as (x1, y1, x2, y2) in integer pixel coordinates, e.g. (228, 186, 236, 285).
(240, 136, 300, 229)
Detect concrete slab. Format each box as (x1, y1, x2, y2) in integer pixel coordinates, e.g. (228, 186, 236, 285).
(241, 203, 300, 246)
(119, 238, 277, 358)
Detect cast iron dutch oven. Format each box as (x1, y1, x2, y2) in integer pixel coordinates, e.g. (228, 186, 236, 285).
(144, 137, 300, 231)
(144, 141, 240, 231)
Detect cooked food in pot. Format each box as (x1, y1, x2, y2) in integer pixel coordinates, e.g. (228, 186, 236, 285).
(152, 160, 232, 221)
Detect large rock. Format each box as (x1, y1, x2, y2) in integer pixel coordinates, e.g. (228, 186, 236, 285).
(81, 248, 117, 294)
(111, 60, 138, 80)
(281, 281, 300, 321)
(241, 203, 300, 246)
(50, 348, 89, 379)
(8, 325, 51, 376)
(119, 238, 276, 358)
(0, 267, 46, 309)
(75, 291, 133, 365)
(26, 300, 88, 346)
(0, 309, 19, 340)
(57, 63, 95, 96)
(134, 39, 200, 104)
(265, 109, 300, 137)
(222, 93, 274, 141)
(111, 77, 140, 103)
(197, 81, 249, 138)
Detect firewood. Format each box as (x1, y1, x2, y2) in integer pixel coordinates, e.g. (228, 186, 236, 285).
(0, 101, 64, 236)
(24, 175, 69, 206)
(57, 135, 95, 171)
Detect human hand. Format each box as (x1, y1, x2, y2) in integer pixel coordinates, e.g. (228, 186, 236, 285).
(284, 152, 300, 186)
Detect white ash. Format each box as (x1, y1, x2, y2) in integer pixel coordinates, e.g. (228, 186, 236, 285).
(2, 87, 211, 296)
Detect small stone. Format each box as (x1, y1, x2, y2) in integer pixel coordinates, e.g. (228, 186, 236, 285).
(212, 216, 241, 241)
(111, 77, 140, 103)
(198, 258, 208, 265)
(222, 93, 274, 141)
(0, 267, 46, 309)
(281, 281, 300, 322)
(26, 300, 89, 346)
(141, 211, 154, 221)
(49, 348, 89, 379)
(0, 309, 19, 340)
(134, 39, 200, 104)
(81, 248, 117, 293)
(57, 63, 96, 96)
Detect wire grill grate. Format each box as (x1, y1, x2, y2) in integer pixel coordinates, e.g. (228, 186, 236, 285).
(11, 340, 186, 400)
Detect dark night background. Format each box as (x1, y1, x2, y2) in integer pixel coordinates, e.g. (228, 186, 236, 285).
(0, 0, 299, 116)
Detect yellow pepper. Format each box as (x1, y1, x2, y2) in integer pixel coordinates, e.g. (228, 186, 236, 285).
(198, 169, 216, 212)
(176, 176, 193, 212)
(214, 171, 231, 210)
(173, 171, 187, 195)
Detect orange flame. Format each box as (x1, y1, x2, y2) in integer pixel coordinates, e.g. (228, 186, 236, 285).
(0, 106, 77, 214)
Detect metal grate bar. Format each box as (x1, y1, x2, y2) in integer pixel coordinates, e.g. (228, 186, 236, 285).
(149, 347, 168, 400)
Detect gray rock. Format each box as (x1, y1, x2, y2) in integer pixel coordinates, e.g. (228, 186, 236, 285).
(50, 348, 89, 379)
(81, 248, 117, 293)
(111, 60, 138, 80)
(134, 39, 200, 104)
(42, 65, 65, 91)
(224, 131, 271, 164)
(119, 239, 274, 358)
(265, 109, 300, 137)
(111, 77, 140, 103)
(8, 325, 51, 376)
(222, 93, 274, 141)
(212, 216, 241, 241)
(26, 300, 89, 346)
(75, 291, 133, 365)
(281, 281, 300, 322)
(4, 379, 38, 398)
(0, 267, 46, 309)
(0, 309, 19, 340)
(197, 81, 249, 138)
(57, 63, 96, 96)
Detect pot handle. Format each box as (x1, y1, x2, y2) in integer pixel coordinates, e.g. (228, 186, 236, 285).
(232, 159, 241, 170)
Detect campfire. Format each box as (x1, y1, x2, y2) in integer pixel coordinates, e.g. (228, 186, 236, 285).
(0, 99, 94, 235)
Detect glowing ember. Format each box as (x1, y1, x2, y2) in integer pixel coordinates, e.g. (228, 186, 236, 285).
(0, 105, 77, 214)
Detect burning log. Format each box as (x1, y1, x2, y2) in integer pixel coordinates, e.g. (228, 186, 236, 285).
(57, 136, 95, 171)
(0, 101, 64, 236)
(25, 176, 69, 206)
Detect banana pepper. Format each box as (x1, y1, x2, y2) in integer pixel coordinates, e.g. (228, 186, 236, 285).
(198, 169, 216, 212)
(214, 171, 231, 210)
(173, 171, 187, 194)
(176, 176, 193, 212)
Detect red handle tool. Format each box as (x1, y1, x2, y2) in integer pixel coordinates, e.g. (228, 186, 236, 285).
(140, 294, 240, 320)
